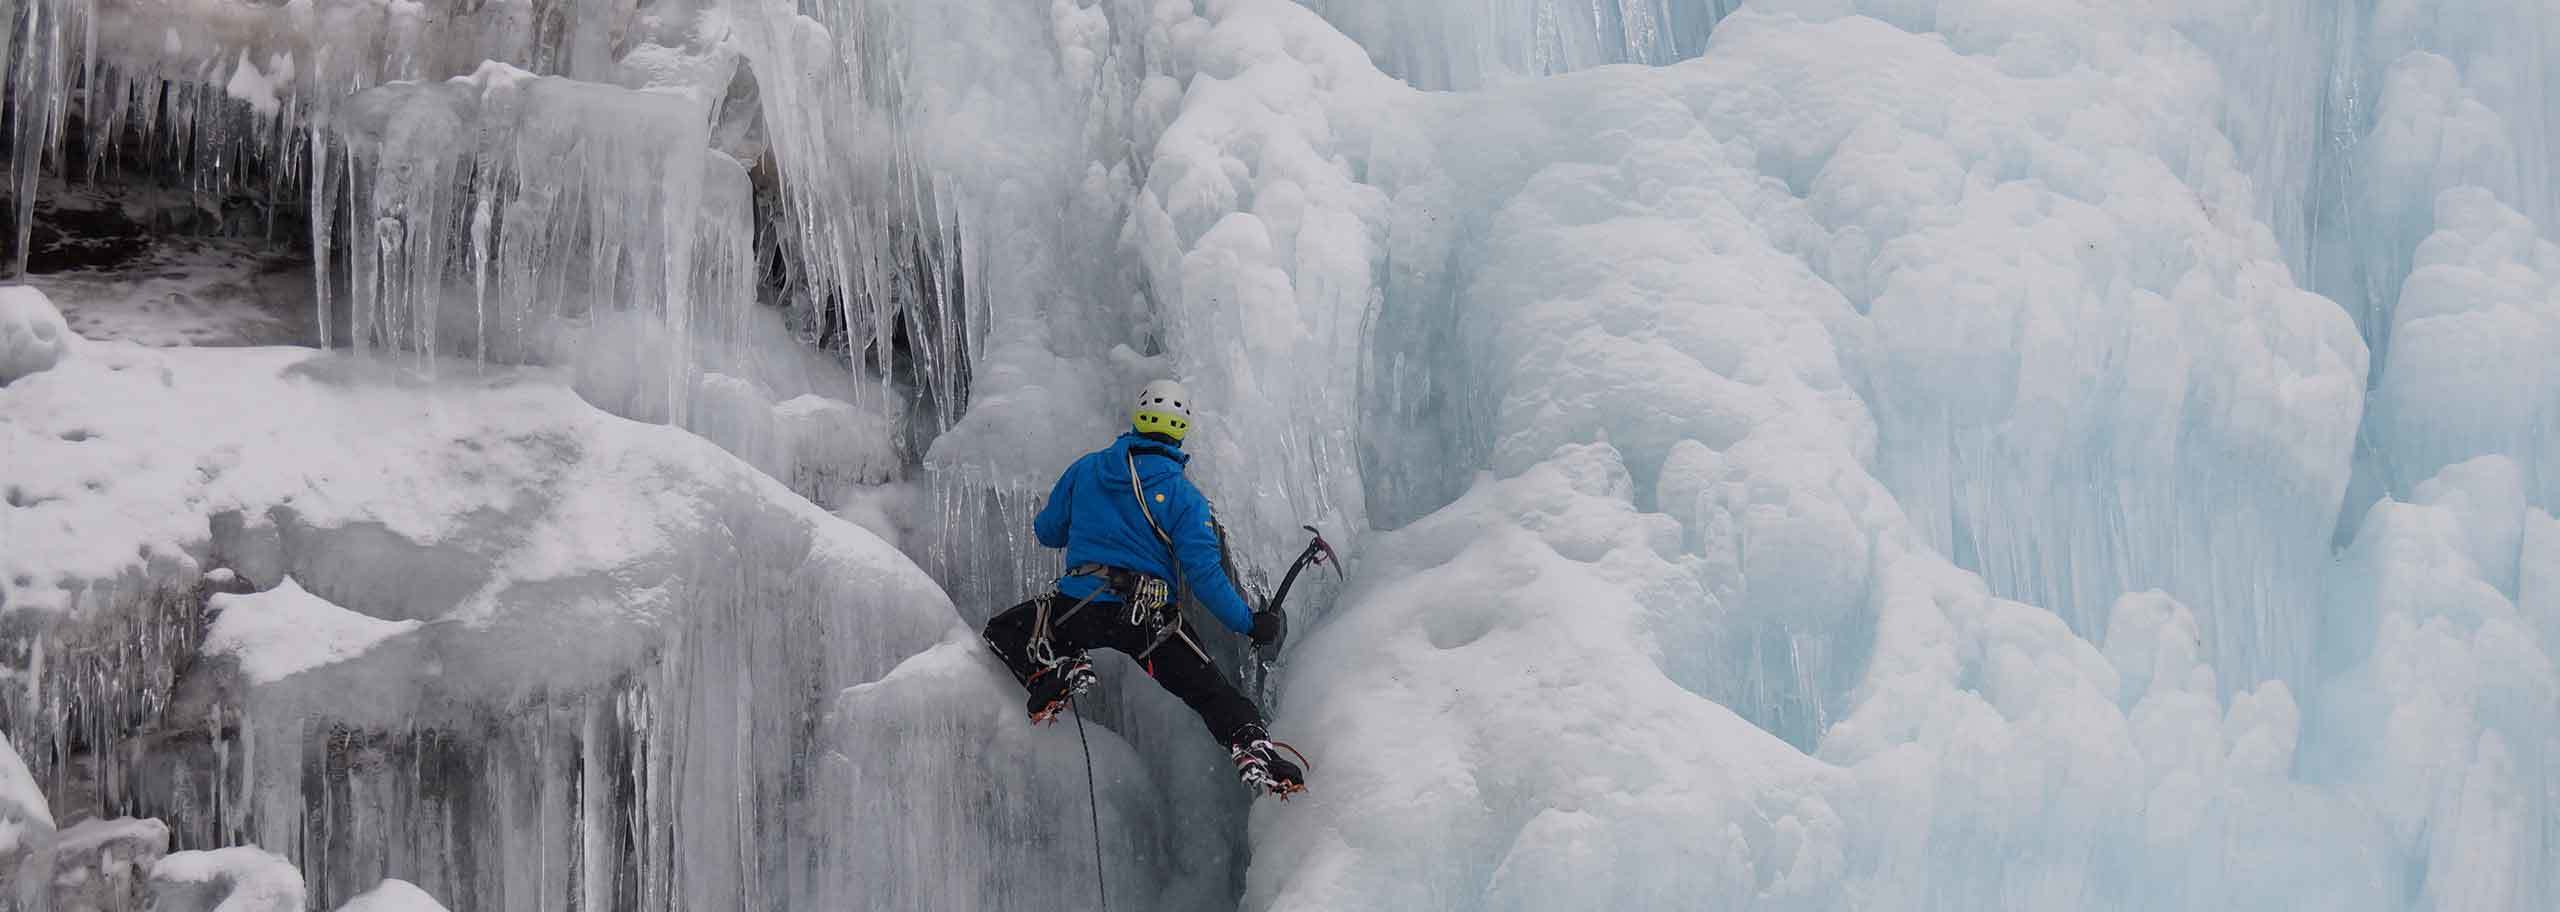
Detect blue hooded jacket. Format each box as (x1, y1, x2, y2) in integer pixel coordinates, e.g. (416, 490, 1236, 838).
(1034, 432, 1258, 635)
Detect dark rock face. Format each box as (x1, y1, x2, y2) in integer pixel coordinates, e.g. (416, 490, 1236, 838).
(14, 197, 156, 273)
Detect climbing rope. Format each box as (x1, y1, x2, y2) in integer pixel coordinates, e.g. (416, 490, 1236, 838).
(1070, 693, 1107, 910)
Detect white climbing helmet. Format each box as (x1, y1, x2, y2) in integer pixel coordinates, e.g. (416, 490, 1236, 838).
(1131, 379, 1193, 441)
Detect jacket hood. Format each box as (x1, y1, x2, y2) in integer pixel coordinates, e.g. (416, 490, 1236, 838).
(1101, 431, 1188, 489)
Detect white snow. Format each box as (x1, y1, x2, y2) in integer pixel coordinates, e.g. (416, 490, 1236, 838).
(0, 286, 72, 385)
(331, 879, 449, 912)
(149, 846, 307, 912)
(204, 577, 422, 683)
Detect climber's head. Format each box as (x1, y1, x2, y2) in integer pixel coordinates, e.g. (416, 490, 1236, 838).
(1131, 379, 1193, 443)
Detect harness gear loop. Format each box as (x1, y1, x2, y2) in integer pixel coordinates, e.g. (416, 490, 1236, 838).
(1030, 570, 1113, 671)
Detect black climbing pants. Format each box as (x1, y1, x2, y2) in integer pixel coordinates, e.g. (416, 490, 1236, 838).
(982, 593, 1262, 745)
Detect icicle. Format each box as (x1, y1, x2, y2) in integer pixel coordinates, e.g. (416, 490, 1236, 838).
(311, 118, 333, 348)
(7, 0, 65, 275)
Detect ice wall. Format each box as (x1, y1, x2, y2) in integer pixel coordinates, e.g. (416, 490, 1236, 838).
(1128, 0, 2545, 908)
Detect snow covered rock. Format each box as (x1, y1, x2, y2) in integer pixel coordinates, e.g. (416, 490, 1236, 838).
(148, 846, 306, 912)
(0, 335, 1210, 907)
(48, 817, 171, 911)
(0, 286, 72, 385)
(332, 879, 449, 912)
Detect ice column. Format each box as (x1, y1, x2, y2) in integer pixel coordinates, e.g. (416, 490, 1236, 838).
(324, 63, 752, 423)
(1293, 0, 1736, 89)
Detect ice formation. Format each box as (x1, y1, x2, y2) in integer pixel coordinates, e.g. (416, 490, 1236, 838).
(49, 816, 172, 909)
(0, 314, 1217, 907)
(2, 0, 2557, 909)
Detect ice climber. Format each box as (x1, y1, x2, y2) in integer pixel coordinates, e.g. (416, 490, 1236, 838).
(981, 379, 1307, 797)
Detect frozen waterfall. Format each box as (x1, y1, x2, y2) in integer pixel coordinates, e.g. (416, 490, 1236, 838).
(3, 0, 2557, 909)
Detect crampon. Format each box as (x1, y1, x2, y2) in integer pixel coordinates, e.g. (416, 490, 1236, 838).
(1229, 730, 1312, 799)
(1025, 657, 1098, 725)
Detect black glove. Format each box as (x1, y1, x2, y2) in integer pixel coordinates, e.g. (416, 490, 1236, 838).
(1249, 607, 1288, 651)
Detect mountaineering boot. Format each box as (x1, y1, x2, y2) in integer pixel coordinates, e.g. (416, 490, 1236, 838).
(1227, 724, 1306, 798)
(1025, 655, 1098, 724)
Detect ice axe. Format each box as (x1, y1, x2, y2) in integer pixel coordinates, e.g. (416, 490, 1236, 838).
(1255, 525, 1341, 665)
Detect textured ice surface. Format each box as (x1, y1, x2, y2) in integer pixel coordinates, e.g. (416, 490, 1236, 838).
(1255, 442, 1847, 909)
(2316, 457, 2560, 910)
(1119, 1, 2535, 909)
(2367, 190, 2560, 505)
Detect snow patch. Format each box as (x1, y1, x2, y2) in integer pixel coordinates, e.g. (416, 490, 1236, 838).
(204, 577, 422, 683)
(332, 879, 449, 912)
(149, 846, 306, 912)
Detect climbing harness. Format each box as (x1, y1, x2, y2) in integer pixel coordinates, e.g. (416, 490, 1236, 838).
(1022, 445, 1214, 686)
(1121, 446, 1216, 666)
